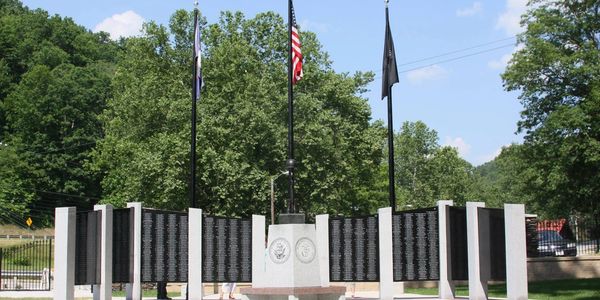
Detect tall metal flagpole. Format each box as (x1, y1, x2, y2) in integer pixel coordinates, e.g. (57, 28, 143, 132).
(383, 0, 398, 212)
(387, 81, 396, 212)
(190, 0, 199, 209)
(287, 0, 296, 214)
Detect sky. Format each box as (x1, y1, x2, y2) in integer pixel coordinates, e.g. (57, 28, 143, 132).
(20, 0, 528, 166)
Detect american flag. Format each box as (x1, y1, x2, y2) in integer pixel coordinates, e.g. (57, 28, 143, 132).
(290, 1, 303, 84)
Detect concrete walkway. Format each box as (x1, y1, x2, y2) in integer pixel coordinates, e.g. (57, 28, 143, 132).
(0, 290, 506, 299)
(0, 291, 431, 299)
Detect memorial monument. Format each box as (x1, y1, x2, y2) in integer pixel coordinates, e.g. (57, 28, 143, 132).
(239, 220, 345, 300)
(51, 0, 529, 298)
(239, 1, 345, 297)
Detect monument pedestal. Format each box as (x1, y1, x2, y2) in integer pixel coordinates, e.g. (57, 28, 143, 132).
(240, 286, 346, 300)
(245, 223, 345, 300)
(278, 213, 306, 224)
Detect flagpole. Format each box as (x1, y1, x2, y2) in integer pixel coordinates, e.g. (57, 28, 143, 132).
(190, 2, 199, 209)
(286, 0, 296, 214)
(387, 85, 396, 212)
(384, 0, 397, 212)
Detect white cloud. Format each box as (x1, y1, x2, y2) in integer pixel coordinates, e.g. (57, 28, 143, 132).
(456, 2, 483, 17)
(488, 44, 522, 70)
(496, 0, 528, 36)
(94, 10, 144, 40)
(475, 147, 505, 165)
(299, 19, 330, 34)
(443, 137, 472, 158)
(488, 52, 513, 70)
(405, 65, 447, 84)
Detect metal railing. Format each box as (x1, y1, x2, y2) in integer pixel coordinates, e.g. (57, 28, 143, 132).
(0, 240, 53, 291)
(569, 218, 600, 256)
(0, 235, 54, 240)
(527, 218, 599, 257)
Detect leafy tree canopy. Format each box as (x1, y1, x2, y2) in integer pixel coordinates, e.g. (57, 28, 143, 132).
(93, 10, 386, 219)
(0, 0, 118, 224)
(394, 121, 474, 208)
(502, 0, 600, 218)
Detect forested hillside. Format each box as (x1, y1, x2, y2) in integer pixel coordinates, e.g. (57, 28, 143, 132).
(0, 0, 119, 225)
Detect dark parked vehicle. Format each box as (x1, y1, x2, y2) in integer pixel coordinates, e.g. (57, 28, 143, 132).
(537, 230, 577, 257)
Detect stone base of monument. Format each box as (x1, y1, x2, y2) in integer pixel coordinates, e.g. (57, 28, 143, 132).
(246, 223, 345, 300)
(258, 224, 320, 287)
(240, 286, 346, 300)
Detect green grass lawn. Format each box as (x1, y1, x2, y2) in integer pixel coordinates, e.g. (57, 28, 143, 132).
(112, 290, 181, 297)
(405, 278, 600, 300)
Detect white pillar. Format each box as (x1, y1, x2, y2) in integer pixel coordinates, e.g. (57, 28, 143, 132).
(316, 214, 330, 287)
(54, 207, 76, 300)
(251, 214, 266, 287)
(437, 200, 455, 300)
(466, 202, 487, 300)
(378, 207, 393, 300)
(126, 202, 142, 300)
(504, 204, 528, 300)
(188, 208, 203, 300)
(94, 204, 113, 300)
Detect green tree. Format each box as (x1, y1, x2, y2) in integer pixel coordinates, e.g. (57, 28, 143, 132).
(3, 63, 112, 218)
(393, 121, 473, 208)
(471, 144, 532, 210)
(502, 0, 600, 218)
(0, 143, 35, 224)
(394, 121, 438, 207)
(0, 1, 118, 223)
(428, 146, 473, 206)
(93, 10, 386, 218)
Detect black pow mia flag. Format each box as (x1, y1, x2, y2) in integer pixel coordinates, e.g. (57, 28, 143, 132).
(382, 4, 399, 100)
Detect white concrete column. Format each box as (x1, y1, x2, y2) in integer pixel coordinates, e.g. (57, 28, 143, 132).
(437, 200, 455, 300)
(54, 207, 76, 300)
(188, 208, 203, 300)
(94, 204, 113, 300)
(316, 214, 330, 287)
(466, 202, 487, 300)
(251, 214, 266, 287)
(378, 207, 393, 300)
(126, 202, 142, 300)
(504, 204, 528, 300)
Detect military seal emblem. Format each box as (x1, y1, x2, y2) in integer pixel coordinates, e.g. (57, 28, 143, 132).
(295, 237, 316, 263)
(269, 238, 291, 264)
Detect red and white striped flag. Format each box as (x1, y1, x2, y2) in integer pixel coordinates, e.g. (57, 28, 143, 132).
(290, 1, 303, 84)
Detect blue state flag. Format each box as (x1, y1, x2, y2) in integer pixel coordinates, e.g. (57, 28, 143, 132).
(194, 11, 203, 100)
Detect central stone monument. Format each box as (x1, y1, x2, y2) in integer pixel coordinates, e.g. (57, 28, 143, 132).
(241, 214, 345, 300)
(261, 223, 319, 287)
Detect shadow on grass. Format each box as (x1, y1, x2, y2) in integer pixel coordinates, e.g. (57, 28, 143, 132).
(407, 278, 600, 300)
(527, 278, 600, 300)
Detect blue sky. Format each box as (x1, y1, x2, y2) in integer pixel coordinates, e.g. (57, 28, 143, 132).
(21, 0, 528, 166)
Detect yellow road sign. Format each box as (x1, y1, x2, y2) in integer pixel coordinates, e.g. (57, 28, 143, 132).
(26, 217, 32, 227)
